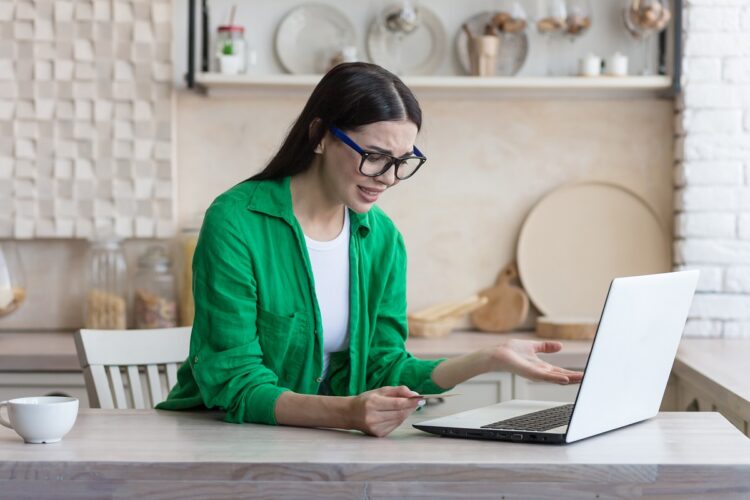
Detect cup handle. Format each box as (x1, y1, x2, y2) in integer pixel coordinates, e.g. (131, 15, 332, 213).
(0, 401, 12, 429)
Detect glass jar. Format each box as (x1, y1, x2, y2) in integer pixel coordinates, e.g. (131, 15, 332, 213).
(84, 238, 128, 329)
(178, 228, 199, 326)
(132, 245, 177, 329)
(215, 25, 251, 74)
(0, 241, 26, 318)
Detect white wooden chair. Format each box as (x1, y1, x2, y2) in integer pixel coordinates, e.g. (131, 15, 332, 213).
(74, 327, 191, 409)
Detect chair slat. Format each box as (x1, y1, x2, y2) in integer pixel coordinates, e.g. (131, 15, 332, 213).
(166, 363, 178, 390)
(146, 365, 162, 406)
(88, 365, 114, 409)
(108, 366, 127, 409)
(127, 365, 145, 409)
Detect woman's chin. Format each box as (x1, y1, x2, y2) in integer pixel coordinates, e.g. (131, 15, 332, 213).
(348, 201, 374, 214)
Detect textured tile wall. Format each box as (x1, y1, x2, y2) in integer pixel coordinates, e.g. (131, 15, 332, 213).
(0, 0, 174, 239)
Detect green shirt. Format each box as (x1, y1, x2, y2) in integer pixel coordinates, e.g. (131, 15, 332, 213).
(156, 176, 451, 425)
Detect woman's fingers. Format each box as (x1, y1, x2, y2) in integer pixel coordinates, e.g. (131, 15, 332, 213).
(377, 385, 418, 398)
(551, 366, 584, 379)
(367, 407, 420, 437)
(546, 365, 584, 382)
(372, 394, 421, 411)
(534, 341, 563, 354)
(538, 372, 570, 384)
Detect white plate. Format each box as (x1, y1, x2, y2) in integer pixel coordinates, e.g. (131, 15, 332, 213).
(366, 4, 446, 76)
(455, 11, 528, 76)
(275, 4, 356, 75)
(516, 182, 671, 317)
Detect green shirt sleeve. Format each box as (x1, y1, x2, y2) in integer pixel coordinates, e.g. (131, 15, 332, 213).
(365, 231, 454, 395)
(189, 201, 290, 425)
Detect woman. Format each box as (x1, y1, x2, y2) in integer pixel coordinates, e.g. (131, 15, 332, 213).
(158, 63, 582, 437)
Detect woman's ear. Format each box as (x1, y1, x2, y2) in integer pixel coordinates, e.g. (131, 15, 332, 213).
(309, 118, 325, 154)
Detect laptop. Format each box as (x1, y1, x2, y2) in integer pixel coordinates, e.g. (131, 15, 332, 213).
(413, 270, 700, 445)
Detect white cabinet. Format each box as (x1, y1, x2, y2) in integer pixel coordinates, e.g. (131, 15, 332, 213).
(512, 376, 581, 403)
(675, 377, 749, 437)
(418, 372, 587, 417)
(0, 372, 89, 407)
(419, 372, 512, 417)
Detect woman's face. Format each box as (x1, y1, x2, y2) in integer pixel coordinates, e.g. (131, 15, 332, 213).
(320, 119, 419, 213)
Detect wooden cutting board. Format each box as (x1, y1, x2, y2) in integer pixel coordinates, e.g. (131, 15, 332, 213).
(470, 262, 529, 332)
(516, 182, 671, 318)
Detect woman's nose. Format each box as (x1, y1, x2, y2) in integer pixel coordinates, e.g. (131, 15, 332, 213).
(376, 164, 398, 186)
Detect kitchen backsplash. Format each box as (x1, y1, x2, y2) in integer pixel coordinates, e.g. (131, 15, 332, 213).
(178, 92, 677, 320)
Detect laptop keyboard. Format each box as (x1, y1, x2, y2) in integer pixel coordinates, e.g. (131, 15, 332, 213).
(481, 404, 574, 432)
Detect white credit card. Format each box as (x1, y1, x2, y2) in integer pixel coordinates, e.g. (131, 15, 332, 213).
(409, 393, 461, 399)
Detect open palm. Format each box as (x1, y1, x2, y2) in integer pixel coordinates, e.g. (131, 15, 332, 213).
(489, 339, 584, 385)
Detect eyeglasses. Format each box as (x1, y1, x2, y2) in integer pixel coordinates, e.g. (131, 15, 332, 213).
(329, 126, 426, 180)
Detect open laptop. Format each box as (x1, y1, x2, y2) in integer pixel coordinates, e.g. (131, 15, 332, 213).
(413, 270, 700, 445)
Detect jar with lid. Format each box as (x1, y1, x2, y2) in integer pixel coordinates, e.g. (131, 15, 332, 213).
(216, 25, 255, 75)
(132, 245, 177, 329)
(84, 238, 128, 329)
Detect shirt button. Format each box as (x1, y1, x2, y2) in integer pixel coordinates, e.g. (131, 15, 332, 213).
(316, 377, 323, 383)
(194, 356, 198, 363)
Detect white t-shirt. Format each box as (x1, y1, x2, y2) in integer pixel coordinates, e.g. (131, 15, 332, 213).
(304, 209, 350, 379)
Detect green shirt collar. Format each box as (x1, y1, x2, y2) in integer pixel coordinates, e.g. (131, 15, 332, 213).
(246, 176, 371, 237)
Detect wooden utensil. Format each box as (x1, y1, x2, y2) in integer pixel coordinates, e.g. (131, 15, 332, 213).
(408, 294, 488, 338)
(536, 316, 598, 340)
(471, 262, 529, 332)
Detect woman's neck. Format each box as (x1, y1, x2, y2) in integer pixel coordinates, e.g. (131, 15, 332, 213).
(290, 167, 346, 241)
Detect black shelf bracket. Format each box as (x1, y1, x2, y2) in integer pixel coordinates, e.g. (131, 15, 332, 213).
(185, 0, 209, 88)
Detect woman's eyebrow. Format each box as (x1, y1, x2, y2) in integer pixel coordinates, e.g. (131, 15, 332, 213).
(364, 144, 414, 157)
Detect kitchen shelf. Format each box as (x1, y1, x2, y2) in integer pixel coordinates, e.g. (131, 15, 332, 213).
(194, 73, 674, 99)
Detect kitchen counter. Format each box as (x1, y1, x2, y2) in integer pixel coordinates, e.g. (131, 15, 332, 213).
(1, 409, 748, 498)
(406, 331, 593, 367)
(0, 331, 80, 371)
(0, 330, 594, 372)
(672, 339, 750, 432)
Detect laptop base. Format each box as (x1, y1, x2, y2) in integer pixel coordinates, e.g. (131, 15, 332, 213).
(413, 423, 566, 444)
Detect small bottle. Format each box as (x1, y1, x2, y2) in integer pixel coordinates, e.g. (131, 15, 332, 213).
(84, 238, 128, 330)
(216, 25, 249, 75)
(132, 245, 177, 329)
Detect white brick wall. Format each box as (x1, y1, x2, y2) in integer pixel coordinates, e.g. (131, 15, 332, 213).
(677, 0, 750, 337)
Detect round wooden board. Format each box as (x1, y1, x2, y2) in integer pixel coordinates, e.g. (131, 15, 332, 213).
(517, 182, 670, 317)
(536, 316, 598, 340)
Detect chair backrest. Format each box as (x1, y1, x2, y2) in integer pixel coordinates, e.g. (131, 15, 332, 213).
(74, 327, 191, 409)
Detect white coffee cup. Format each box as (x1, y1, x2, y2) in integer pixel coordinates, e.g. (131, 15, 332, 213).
(0, 396, 79, 444)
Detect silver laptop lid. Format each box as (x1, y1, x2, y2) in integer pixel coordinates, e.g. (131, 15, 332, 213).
(565, 270, 699, 443)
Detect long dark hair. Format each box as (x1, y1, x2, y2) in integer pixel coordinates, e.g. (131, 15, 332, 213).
(248, 62, 422, 181)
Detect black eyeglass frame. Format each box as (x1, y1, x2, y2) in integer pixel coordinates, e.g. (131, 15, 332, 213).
(329, 126, 427, 180)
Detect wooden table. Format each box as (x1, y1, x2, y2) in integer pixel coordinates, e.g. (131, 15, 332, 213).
(1, 409, 749, 498)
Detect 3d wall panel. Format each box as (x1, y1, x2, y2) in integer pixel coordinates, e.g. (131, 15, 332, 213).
(0, 0, 174, 238)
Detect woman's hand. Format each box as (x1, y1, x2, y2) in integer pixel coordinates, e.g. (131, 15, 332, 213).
(348, 385, 424, 437)
(484, 339, 584, 385)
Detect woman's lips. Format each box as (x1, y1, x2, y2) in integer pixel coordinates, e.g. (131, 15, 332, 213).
(358, 185, 383, 203)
